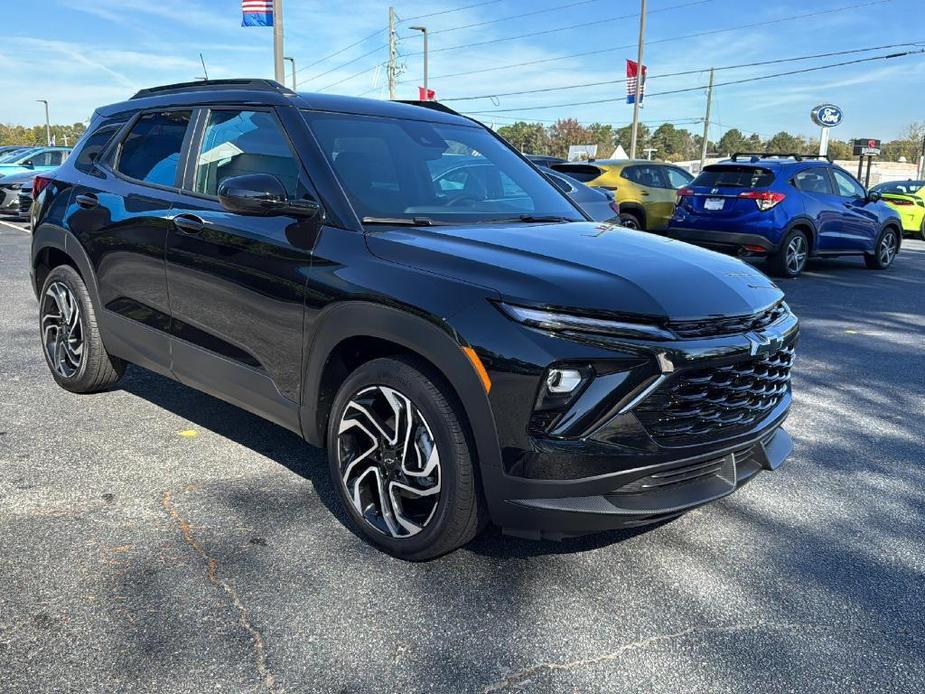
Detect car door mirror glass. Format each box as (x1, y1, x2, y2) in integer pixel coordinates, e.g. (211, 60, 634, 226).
(23, 160, 34, 168)
(867, 190, 881, 202)
(218, 173, 319, 218)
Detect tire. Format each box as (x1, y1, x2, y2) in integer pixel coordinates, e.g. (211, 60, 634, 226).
(865, 227, 899, 270)
(39, 265, 125, 393)
(619, 211, 643, 230)
(767, 228, 809, 278)
(326, 356, 486, 560)
(919, 217, 925, 242)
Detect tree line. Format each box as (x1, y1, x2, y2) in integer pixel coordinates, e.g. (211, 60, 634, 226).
(0, 123, 88, 148)
(496, 119, 925, 163)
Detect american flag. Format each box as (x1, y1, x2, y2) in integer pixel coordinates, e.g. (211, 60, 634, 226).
(626, 59, 647, 105)
(242, 0, 273, 27)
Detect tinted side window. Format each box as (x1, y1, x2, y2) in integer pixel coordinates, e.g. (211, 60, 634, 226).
(117, 111, 191, 187)
(193, 110, 300, 197)
(29, 151, 56, 166)
(622, 165, 667, 188)
(793, 169, 832, 195)
(74, 120, 128, 173)
(549, 163, 603, 183)
(832, 169, 866, 198)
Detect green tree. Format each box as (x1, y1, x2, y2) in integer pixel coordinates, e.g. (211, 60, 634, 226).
(649, 123, 688, 161)
(716, 128, 749, 157)
(614, 123, 650, 157)
(765, 131, 805, 154)
(547, 118, 590, 159)
(496, 121, 548, 155)
(585, 122, 616, 158)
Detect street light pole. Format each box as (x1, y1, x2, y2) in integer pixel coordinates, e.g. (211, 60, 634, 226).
(284, 56, 296, 90)
(409, 25, 428, 99)
(272, 0, 285, 84)
(629, 0, 647, 159)
(37, 100, 51, 146)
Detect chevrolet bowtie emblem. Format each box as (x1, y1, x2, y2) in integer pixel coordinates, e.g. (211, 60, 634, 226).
(746, 331, 784, 356)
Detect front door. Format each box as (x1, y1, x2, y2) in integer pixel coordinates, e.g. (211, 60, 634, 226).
(826, 168, 881, 251)
(165, 107, 321, 431)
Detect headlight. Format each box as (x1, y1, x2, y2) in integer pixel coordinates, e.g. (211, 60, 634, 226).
(498, 302, 675, 341)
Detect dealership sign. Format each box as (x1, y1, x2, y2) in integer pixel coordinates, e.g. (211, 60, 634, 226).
(853, 139, 881, 156)
(810, 104, 844, 128)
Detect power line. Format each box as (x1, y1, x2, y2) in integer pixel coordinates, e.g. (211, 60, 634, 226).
(295, 26, 387, 75)
(297, 42, 387, 86)
(401, 0, 504, 23)
(416, 0, 605, 37)
(465, 49, 925, 114)
(399, 0, 892, 82)
(442, 41, 924, 102)
(403, 0, 713, 56)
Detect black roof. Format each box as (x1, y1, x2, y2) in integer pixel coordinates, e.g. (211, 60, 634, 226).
(99, 79, 473, 126)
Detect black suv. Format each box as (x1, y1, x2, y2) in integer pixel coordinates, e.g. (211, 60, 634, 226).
(30, 80, 798, 559)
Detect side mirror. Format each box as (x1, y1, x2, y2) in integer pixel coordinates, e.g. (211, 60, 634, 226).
(22, 160, 34, 169)
(867, 190, 882, 203)
(217, 173, 320, 218)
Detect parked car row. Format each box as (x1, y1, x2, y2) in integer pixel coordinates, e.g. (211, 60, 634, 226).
(526, 152, 904, 278)
(0, 146, 71, 220)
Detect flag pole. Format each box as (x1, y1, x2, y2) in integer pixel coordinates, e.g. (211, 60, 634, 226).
(273, 0, 285, 83)
(629, 0, 646, 159)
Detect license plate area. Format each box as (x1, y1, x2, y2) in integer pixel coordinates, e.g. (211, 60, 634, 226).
(704, 197, 725, 211)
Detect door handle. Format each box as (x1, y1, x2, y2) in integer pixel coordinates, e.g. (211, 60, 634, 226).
(75, 193, 98, 209)
(172, 214, 205, 234)
(640, 191, 650, 196)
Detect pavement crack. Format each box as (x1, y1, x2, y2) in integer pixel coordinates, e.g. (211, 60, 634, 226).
(162, 490, 277, 692)
(482, 620, 808, 692)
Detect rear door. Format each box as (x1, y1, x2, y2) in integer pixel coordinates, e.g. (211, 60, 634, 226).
(620, 164, 677, 230)
(66, 109, 192, 376)
(792, 167, 841, 251)
(828, 167, 880, 251)
(165, 106, 321, 428)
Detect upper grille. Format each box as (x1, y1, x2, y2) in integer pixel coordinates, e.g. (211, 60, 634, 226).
(669, 302, 787, 339)
(635, 344, 794, 445)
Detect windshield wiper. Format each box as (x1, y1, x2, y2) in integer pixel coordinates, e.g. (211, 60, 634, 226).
(361, 216, 451, 226)
(483, 214, 578, 224)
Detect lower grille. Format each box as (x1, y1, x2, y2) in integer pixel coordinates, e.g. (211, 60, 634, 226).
(635, 345, 794, 445)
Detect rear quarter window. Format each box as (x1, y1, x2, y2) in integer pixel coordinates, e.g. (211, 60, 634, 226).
(693, 166, 774, 188)
(549, 164, 603, 183)
(73, 117, 131, 173)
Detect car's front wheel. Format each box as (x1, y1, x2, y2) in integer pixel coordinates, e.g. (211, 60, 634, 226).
(39, 265, 125, 393)
(865, 227, 899, 269)
(327, 356, 486, 560)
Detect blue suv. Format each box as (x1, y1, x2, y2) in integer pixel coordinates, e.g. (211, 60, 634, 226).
(666, 153, 903, 277)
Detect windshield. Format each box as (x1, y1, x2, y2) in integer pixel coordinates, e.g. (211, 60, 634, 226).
(304, 111, 582, 224)
(872, 180, 925, 195)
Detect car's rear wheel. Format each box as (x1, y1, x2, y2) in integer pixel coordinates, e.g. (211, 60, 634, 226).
(865, 227, 899, 269)
(39, 265, 125, 393)
(619, 211, 643, 230)
(327, 356, 486, 560)
(919, 217, 925, 242)
(768, 228, 809, 278)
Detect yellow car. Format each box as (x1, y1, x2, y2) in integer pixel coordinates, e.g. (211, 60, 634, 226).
(870, 179, 925, 240)
(551, 159, 694, 231)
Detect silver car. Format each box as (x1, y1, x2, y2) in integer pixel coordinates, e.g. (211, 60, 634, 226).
(0, 170, 37, 216)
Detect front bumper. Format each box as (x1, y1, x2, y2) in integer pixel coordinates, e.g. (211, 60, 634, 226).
(665, 227, 777, 254)
(501, 425, 791, 539)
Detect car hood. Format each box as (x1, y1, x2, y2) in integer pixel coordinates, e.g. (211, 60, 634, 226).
(367, 221, 783, 320)
(0, 170, 38, 185)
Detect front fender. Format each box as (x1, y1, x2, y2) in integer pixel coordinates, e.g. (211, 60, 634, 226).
(300, 301, 503, 477)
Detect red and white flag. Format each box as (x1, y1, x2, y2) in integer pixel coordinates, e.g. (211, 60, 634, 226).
(418, 86, 436, 101)
(626, 59, 646, 104)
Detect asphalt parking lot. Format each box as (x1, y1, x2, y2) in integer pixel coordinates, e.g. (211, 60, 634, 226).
(1, 218, 923, 693)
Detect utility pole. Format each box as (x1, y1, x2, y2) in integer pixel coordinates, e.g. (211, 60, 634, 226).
(388, 7, 398, 100)
(272, 0, 285, 83)
(37, 100, 51, 146)
(699, 68, 714, 170)
(919, 134, 925, 179)
(409, 25, 428, 98)
(284, 56, 297, 90)
(629, 0, 647, 159)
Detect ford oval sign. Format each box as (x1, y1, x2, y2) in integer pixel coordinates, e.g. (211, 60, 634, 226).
(811, 104, 843, 128)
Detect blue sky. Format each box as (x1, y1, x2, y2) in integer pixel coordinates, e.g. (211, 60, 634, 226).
(3, 0, 923, 142)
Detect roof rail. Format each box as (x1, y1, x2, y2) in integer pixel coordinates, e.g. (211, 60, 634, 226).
(131, 79, 294, 100)
(395, 100, 465, 117)
(730, 152, 832, 163)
